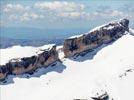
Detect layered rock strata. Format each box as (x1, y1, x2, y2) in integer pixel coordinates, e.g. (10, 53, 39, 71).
(0, 19, 129, 80)
(0, 45, 59, 80)
(63, 19, 129, 57)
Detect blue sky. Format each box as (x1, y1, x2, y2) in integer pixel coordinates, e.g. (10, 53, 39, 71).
(1, 0, 134, 29)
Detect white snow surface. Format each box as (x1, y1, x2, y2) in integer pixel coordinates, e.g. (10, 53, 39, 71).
(68, 34, 83, 39)
(0, 44, 55, 65)
(89, 19, 122, 33)
(0, 34, 134, 100)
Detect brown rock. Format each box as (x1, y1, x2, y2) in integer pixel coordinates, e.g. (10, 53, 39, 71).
(0, 45, 59, 80)
(63, 19, 129, 57)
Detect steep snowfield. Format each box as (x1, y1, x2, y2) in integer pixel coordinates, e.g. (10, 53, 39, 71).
(0, 33, 134, 100)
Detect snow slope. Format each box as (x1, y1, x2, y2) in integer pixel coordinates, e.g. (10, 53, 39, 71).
(0, 33, 134, 100)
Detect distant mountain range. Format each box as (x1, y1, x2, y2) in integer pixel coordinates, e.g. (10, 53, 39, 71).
(0, 27, 89, 48)
(0, 27, 89, 40)
(0, 37, 64, 48)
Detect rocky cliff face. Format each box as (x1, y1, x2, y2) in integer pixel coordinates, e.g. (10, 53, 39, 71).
(0, 45, 59, 80)
(63, 19, 129, 57)
(0, 19, 129, 81)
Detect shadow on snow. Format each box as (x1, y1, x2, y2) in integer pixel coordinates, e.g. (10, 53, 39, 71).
(0, 61, 66, 85)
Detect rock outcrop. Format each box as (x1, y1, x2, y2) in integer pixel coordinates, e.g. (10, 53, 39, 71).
(0, 45, 59, 80)
(0, 19, 130, 81)
(91, 92, 109, 100)
(63, 19, 129, 57)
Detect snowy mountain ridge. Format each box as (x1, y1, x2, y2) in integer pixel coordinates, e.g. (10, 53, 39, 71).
(0, 31, 134, 100)
(0, 19, 129, 81)
(0, 19, 134, 100)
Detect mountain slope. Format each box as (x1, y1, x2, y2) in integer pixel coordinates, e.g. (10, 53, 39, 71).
(1, 32, 134, 100)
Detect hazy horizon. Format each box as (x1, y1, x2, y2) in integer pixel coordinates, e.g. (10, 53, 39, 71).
(0, 0, 134, 48)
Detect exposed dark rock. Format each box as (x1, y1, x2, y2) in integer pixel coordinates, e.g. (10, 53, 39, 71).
(0, 65, 8, 80)
(91, 92, 109, 100)
(0, 19, 130, 81)
(119, 68, 134, 78)
(0, 45, 59, 80)
(63, 19, 129, 57)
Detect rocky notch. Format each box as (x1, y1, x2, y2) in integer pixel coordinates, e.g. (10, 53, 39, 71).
(0, 45, 59, 80)
(63, 19, 129, 57)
